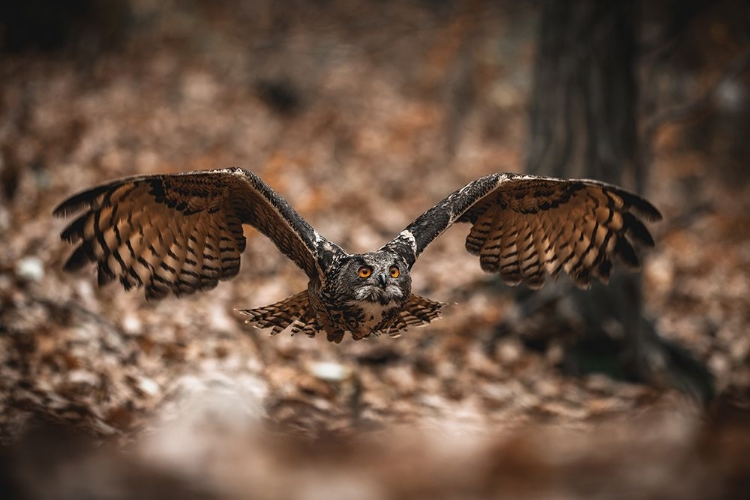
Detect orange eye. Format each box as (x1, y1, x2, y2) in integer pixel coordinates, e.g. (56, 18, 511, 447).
(389, 266, 400, 278)
(358, 266, 372, 279)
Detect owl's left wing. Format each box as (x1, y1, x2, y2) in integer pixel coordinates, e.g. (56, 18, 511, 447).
(382, 173, 662, 289)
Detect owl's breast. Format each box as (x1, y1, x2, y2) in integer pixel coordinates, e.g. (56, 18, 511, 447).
(341, 296, 407, 341)
(316, 280, 407, 340)
(354, 300, 399, 328)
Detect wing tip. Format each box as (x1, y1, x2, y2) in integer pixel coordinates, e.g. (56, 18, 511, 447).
(614, 238, 641, 270)
(608, 186, 663, 222)
(623, 213, 656, 247)
(628, 196, 663, 223)
(53, 197, 87, 218)
(571, 269, 594, 289)
(62, 245, 93, 272)
(53, 185, 112, 217)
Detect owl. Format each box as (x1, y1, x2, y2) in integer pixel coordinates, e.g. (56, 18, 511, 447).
(54, 168, 661, 343)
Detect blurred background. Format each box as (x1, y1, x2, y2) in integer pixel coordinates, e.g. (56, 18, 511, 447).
(1, 0, 749, 498)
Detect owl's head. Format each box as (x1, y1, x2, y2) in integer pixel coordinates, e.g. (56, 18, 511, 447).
(333, 251, 411, 305)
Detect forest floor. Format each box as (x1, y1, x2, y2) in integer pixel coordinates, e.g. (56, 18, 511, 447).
(1, 2, 749, 499)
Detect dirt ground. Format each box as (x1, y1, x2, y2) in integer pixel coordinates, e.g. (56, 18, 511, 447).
(1, 1, 749, 498)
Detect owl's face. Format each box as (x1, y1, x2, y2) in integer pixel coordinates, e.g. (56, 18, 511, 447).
(334, 252, 411, 306)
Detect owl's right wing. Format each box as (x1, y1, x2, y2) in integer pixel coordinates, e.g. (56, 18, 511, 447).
(54, 167, 334, 299)
(382, 173, 662, 289)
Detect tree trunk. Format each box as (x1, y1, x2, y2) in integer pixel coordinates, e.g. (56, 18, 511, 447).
(527, 0, 640, 188)
(515, 0, 713, 402)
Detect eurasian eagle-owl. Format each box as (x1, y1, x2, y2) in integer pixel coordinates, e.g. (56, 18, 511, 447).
(54, 168, 661, 343)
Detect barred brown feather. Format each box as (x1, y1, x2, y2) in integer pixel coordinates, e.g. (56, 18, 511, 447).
(381, 295, 446, 337)
(54, 168, 322, 300)
(384, 173, 661, 290)
(239, 291, 318, 336)
(460, 176, 660, 288)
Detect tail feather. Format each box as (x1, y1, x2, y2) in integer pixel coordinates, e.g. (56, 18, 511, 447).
(290, 312, 321, 338)
(238, 291, 319, 336)
(381, 294, 446, 337)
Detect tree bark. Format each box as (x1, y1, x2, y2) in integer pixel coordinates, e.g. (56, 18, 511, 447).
(517, 0, 713, 402)
(527, 0, 640, 188)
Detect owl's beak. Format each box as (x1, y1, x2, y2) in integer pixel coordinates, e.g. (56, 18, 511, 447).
(376, 273, 388, 288)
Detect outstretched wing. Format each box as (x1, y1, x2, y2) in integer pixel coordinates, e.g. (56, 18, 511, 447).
(382, 173, 662, 289)
(54, 167, 328, 299)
